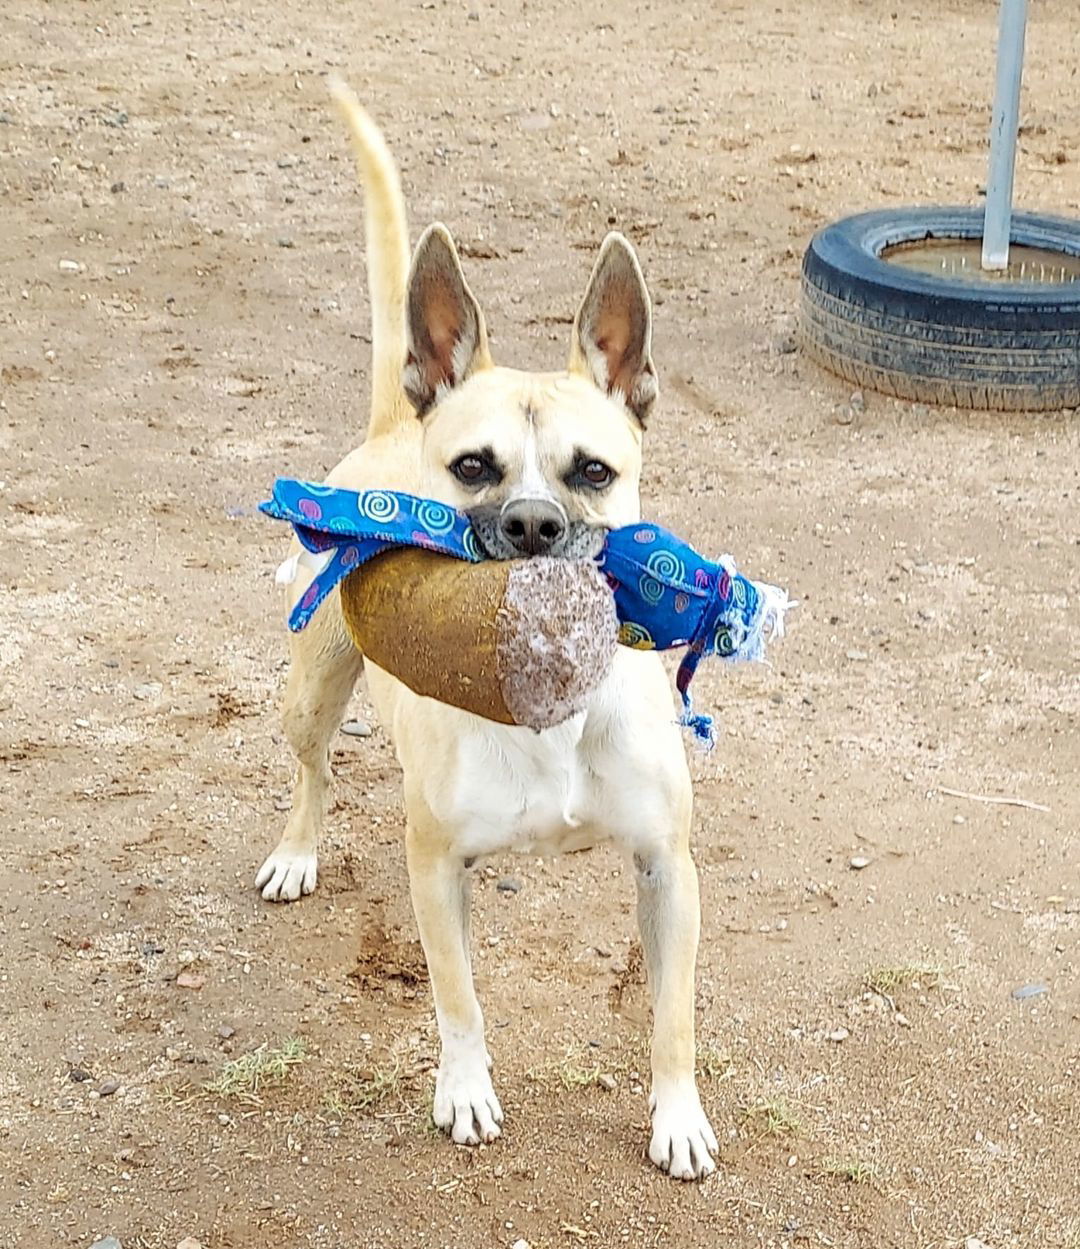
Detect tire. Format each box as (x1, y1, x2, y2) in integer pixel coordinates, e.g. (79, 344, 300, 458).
(800, 207, 1080, 411)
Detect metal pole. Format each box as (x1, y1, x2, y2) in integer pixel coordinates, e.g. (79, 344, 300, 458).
(982, 0, 1028, 271)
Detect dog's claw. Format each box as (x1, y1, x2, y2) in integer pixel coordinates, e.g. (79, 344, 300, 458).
(433, 1059, 503, 1145)
(648, 1084, 718, 1180)
(255, 846, 317, 902)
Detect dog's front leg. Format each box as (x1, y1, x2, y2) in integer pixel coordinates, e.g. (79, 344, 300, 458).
(406, 824, 503, 1145)
(634, 838, 718, 1180)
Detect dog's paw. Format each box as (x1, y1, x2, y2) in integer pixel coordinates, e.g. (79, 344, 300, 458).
(433, 1058, 503, 1145)
(648, 1083, 718, 1180)
(255, 846, 317, 902)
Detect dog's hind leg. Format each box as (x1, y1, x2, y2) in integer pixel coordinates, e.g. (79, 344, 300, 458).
(256, 596, 363, 902)
(633, 826, 718, 1180)
(405, 819, 502, 1145)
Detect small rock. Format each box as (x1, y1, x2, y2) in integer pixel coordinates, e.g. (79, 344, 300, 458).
(176, 971, 204, 990)
(809, 86, 823, 101)
(110, 181, 125, 193)
(596, 1073, 617, 1092)
(90, 1239, 123, 1249)
(340, 719, 372, 738)
(165, 1046, 181, 1061)
(59, 259, 83, 273)
(496, 877, 522, 894)
(511, 1240, 532, 1249)
(827, 1027, 850, 1043)
(0, 112, 12, 124)
(176, 1238, 205, 1249)
(845, 650, 868, 662)
(277, 155, 297, 169)
(849, 855, 871, 871)
(965, 1238, 993, 1249)
(97, 1079, 120, 1097)
(74, 717, 91, 728)
(276, 237, 295, 249)
(217, 1024, 236, 1039)
(69, 1068, 92, 1083)
(1011, 983, 1048, 1001)
(177, 949, 196, 965)
(953, 814, 966, 825)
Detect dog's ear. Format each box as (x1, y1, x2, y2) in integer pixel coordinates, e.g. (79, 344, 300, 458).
(569, 232, 657, 424)
(403, 223, 492, 415)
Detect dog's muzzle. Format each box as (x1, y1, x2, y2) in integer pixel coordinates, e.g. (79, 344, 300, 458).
(468, 501, 606, 561)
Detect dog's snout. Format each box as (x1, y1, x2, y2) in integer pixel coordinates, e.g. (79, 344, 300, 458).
(499, 498, 567, 556)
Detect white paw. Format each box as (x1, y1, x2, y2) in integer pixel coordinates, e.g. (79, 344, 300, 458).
(255, 846, 317, 902)
(648, 1083, 718, 1180)
(433, 1056, 503, 1145)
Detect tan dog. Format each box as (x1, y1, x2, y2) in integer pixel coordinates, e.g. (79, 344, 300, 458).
(257, 81, 717, 1180)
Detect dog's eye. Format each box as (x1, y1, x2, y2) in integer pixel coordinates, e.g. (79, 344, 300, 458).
(450, 453, 500, 486)
(581, 460, 614, 488)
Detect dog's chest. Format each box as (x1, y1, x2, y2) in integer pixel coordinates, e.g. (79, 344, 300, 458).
(451, 719, 611, 858)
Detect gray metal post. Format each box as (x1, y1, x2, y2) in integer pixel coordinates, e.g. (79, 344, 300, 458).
(982, 0, 1029, 270)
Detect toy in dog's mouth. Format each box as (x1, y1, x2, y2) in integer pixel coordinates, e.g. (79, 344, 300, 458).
(262, 478, 793, 747)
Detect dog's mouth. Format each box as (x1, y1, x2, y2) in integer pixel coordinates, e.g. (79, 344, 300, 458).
(466, 505, 607, 562)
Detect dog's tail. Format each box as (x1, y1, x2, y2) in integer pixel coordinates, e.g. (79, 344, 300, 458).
(328, 77, 413, 436)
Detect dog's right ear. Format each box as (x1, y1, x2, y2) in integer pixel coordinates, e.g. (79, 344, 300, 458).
(403, 224, 492, 415)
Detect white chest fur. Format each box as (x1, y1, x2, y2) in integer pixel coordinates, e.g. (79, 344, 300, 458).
(374, 649, 690, 861)
(447, 714, 600, 858)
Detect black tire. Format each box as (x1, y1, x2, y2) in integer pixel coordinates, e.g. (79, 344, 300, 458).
(800, 207, 1080, 411)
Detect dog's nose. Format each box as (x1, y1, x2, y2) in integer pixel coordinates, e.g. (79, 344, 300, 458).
(499, 498, 567, 556)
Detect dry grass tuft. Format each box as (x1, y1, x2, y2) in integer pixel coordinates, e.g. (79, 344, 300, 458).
(864, 963, 942, 996)
(697, 1044, 735, 1082)
(203, 1037, 306, 1101)
(822, 1155, 879, 1184)
(324, 1058, 408, 1116)
(740, 1096, 802, 1137)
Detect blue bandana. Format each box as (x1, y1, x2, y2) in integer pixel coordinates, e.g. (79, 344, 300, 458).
(261, 479, 792, 746)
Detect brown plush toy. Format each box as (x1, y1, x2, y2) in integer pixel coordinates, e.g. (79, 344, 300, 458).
(339, 548, 619, 730)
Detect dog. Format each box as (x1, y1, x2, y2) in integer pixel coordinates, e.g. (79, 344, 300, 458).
(256, 80, 718, 1180)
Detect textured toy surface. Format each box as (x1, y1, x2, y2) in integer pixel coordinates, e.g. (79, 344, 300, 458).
(339, 547, 618, 729)
(263, 479, 792, 742)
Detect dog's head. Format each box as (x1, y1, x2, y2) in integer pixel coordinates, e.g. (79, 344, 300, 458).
(403, 225, 657, 560)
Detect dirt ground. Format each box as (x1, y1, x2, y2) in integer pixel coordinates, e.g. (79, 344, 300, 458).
(1, 1, 1078, 1246)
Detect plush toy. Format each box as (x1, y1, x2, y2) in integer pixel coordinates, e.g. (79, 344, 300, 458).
(262, 479, 792, 744)
(340, 547, 619, 730)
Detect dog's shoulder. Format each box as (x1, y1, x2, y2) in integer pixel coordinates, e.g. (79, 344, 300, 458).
(326, 424, 424, 494)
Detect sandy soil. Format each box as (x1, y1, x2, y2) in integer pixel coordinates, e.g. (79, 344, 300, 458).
(1, 2, 1078, 1246)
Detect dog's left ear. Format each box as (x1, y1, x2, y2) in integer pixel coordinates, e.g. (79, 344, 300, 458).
(569, 232, 657, 424)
